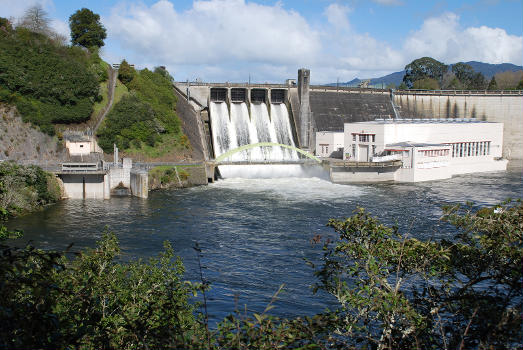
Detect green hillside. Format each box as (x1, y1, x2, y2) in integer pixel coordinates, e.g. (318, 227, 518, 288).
(96, 63, 189, 159)
(0, 24, 102, 135)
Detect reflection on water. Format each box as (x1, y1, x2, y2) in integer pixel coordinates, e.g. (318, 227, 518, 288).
(8, 168, 523, 321)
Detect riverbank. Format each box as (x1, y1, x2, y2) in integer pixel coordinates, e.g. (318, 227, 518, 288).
(148, 164, 207, 190)
(0, 161, 62, 218)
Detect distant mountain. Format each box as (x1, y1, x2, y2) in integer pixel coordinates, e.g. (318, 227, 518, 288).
(456, 61, 523, 78)
(328, 61, 523, 87)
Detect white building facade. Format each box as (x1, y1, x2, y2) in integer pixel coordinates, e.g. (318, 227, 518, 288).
(343, 119, 507, 182)
(315, 131, 344, 158)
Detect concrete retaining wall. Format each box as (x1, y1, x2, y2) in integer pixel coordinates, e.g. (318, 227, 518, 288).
(173, 88, 207, 161)
(130, 171, 148, 199)
(330, 166, 396, 183)
(394, 93, 523, 160)
(108, 168, 130, 188)
(59, 174, 106, 199)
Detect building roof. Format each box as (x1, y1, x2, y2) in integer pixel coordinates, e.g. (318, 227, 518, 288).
(65, 135, 91, 142)
(350, 118, 494, 125)
(386, 142, 451, 148)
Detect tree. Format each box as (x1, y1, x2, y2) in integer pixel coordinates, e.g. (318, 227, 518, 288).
(441, 72, 462, 90)
(118, 59, 136, 85)
(412, 77, 440, 90)
(403, 57, 448, 89)
(488, 77, 498, 90)
(314, 201, 523, 349)
(0, 17, 13, 32)
(18, 4, 51, 35)
(494, 70, 523, 90)
(154, 66, 174, 82)
(69, 8, 106, 49)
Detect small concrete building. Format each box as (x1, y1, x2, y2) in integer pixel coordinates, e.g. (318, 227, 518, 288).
(65, 135, 103, 156)
(339, 119, 508, 182)
(315, 131, 344, 158)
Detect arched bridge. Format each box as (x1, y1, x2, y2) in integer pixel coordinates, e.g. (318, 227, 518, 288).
(213, 142, 321, 165)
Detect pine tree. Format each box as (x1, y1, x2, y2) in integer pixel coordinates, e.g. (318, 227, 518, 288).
(487, 77, 498, 90)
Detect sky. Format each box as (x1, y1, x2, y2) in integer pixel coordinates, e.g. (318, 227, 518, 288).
(1, 0, 522, 83)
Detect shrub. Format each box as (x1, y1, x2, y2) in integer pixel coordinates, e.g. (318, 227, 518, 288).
(314, 201, 523, 349)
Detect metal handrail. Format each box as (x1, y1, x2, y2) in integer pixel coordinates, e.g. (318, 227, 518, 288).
(394, 89, 523, 96)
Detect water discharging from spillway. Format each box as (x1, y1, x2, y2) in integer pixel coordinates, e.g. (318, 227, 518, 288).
(210, 102, 310, 178)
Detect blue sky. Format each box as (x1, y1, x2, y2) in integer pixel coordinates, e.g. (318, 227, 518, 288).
(2, 0, 522, 83)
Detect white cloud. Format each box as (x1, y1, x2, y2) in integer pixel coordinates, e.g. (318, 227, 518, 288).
(0, 0, 54, 20)
(105, 0, 320, 69)
(324, 3, 351, 30)
(50, 18, 68, 37)
(102, 1, 522, 83)
(404, 12, 523, 65)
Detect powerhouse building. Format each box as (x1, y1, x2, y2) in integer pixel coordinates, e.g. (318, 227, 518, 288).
(341, 119, 507, 182)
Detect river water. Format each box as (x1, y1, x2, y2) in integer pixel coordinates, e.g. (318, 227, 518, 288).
(8, 166, 523, 322)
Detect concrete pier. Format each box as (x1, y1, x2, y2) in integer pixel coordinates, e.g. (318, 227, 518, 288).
(53, 158, 149, 199)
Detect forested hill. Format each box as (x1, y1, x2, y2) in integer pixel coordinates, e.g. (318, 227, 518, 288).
(96, 61, 190, 161)
(0, 15, 190, 161)
(0, 20, 104, 135)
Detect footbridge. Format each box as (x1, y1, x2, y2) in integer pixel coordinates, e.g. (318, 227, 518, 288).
(212, 142, 321, 165)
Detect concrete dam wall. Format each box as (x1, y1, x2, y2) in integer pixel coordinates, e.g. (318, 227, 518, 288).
(394, 91, 523, 160)
(309, 88, 395, 132)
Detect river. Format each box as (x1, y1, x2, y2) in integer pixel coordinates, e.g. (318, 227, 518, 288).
(8, 166, 523, 322)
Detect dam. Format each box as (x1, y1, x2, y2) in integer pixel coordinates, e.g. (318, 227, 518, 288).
(174, 68, 522, 183)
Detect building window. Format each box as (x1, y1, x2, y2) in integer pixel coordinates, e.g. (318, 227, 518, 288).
(357, 134, 375, 142)
(352, 144, 356, 157)
(372, 145, 376, 155)
(352, 134, 356, 141)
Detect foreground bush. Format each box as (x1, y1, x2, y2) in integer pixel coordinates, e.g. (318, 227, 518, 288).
(0, 200, 521, 349)
(314, 200, 523, 349)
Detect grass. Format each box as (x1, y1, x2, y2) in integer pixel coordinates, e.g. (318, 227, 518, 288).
(149, 165, 192, 187)
(113, 79, 129, 105)
(91, 82, 109, 117)
(123, 133, 190, 160)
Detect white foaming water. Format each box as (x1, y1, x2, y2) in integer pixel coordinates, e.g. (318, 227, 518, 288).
(270, 103, 298, 160)
(218, 164, 327, 179)
(210, 101, 301, 178)
(208, 176, 366, 202)
(210, 102, 237, 157)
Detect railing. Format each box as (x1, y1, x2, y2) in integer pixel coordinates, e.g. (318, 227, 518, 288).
(215, 159, 319, 165)
(175, 81, 289, 88)
(309, 85, 389, 93)
(61, 163, 99, 172)
(371, 154, 402, 162)
(394, 89, 523, 96)
(330, 160, 403, 168)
